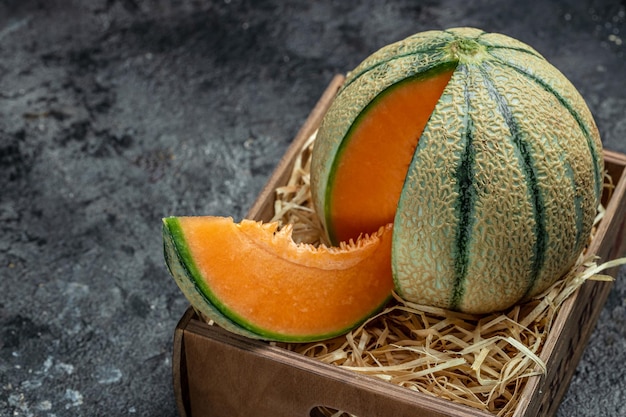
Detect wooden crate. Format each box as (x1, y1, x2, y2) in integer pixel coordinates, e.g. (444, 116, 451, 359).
(171, 75, 626, 417)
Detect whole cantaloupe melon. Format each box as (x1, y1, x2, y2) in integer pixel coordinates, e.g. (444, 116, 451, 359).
(310, 27, 603, 314)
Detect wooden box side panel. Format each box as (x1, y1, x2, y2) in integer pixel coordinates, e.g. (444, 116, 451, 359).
(173, 308, 196, 417)
(182, 319, 490, 417)
(514, 150, 626, 417)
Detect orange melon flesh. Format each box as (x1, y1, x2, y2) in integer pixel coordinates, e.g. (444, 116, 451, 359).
(329, 69, 455, 243)
(166, 216, 394, 341)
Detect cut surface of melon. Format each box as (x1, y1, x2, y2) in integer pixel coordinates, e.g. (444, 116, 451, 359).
(327, 67, 455, 244)
(163, 216, 394, 342)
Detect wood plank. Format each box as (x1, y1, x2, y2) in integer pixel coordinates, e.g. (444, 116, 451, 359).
(184, 318, 492, 417)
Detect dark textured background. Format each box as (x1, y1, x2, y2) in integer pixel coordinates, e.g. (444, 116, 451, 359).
(1, 1, 625, 416)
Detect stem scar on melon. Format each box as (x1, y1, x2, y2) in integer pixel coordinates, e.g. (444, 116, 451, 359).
(163, 216, 394, 342)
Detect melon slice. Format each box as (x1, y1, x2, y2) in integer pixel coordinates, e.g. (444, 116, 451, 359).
(163, 216, 394, 342)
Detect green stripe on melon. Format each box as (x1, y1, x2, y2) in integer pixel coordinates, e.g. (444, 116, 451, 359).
(311, 27, 603, 314)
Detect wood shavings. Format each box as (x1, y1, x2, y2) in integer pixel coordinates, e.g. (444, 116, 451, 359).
(270, 131, 626, 417)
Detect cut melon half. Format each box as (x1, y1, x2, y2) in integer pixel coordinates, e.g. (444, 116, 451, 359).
(163, 216, 394, 342)
(311, 28, 603, 313)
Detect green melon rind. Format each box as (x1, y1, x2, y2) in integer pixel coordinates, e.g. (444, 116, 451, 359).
(476, 63, 548, 302)
(467, 27, 602, 189)
(340, 30, 456, 92)
(163, 217, 387, 342)
(484, 41, 604, 201)
(477, 60, 596, 299)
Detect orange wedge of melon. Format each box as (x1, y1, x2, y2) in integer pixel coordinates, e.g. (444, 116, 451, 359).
(163, 216, 394, 342)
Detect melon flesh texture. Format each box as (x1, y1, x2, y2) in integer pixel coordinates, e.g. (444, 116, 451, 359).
(328, 69, 455, 244)
(163, 216, 394, 342)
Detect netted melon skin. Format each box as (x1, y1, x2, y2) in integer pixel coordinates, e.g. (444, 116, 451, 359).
(311, 27, 603, 314)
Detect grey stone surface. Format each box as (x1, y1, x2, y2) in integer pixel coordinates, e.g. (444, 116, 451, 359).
(1, 1, 625, 416)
